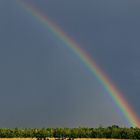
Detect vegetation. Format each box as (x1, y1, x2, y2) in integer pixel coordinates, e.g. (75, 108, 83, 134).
(0, 125, 140, 139)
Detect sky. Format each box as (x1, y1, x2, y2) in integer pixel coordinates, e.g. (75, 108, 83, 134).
(0, 0, 140, 128)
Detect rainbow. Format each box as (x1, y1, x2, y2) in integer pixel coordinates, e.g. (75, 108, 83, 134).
(17, 0, 140, 127)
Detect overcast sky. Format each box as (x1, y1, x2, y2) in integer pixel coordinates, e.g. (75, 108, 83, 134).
(0, 0, 140, 127)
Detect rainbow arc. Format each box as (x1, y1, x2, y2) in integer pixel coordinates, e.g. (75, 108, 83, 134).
(17, 0, 140, 127)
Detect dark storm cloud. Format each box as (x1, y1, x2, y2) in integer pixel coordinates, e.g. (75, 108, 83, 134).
(0, 0, 140, 127)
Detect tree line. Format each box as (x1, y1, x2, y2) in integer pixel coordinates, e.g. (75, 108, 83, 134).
(0, 125, 140, 139)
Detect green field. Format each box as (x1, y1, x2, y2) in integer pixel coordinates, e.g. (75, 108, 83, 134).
(0, 126, 139, 139)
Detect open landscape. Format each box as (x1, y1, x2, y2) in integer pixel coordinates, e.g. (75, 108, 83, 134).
(1, 1, 140, 139)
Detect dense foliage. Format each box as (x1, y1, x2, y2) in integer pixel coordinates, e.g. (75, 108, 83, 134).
(0, 125, 140, 139)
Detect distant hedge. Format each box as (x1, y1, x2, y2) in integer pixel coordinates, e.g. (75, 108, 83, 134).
(0, 125, 140, 139)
